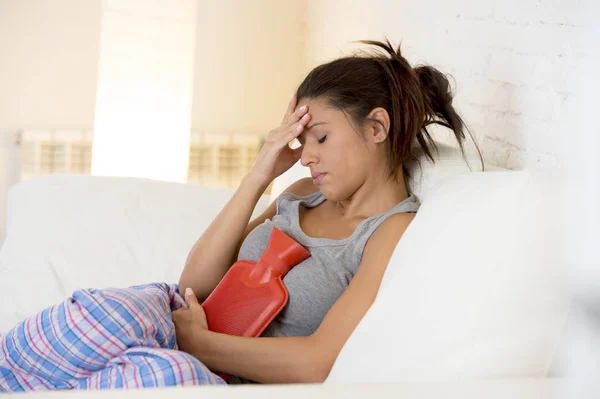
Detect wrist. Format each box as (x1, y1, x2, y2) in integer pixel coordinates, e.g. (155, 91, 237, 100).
(190, 328, 212, 358)
(243, 172, 271, 193)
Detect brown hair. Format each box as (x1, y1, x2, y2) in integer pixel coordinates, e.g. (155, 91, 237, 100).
(296, 38, 483, 183)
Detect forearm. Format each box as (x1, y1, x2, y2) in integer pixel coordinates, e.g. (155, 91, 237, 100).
(179, 174, 269, 300)
(190, 331, 327, 384)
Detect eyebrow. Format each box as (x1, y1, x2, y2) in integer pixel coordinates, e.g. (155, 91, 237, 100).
(306, 121, 328, 130)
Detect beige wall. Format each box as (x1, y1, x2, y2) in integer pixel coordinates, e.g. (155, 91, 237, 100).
(0, 0, 304, 133)
(300, 0, 370, 71)
(0, 0, 305, 244)
(192, 0, 305, 134)
(0, 0, 103, 245)
(0, 0, 102, 129)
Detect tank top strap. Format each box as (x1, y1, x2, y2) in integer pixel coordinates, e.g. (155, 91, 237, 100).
(275, 190, 324, 215)
(350, 195, 420, 260)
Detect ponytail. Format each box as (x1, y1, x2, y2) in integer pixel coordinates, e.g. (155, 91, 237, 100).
(415, 65, 484, 171)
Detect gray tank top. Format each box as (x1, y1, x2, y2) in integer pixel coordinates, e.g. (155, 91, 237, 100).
(227, 190, 420, 384)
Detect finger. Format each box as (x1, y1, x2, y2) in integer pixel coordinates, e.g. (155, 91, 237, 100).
(184, 287, 199, 308)
(285, 112, 311, 142)
(285, 104, 310, 127)
(281, 93, 298, 124)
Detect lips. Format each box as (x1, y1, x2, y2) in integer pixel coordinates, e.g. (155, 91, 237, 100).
(311, 172, 326, 184)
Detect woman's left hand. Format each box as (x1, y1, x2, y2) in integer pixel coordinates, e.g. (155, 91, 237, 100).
(172, 287, 208, 354)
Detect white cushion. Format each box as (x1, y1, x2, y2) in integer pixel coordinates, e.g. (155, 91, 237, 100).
(0, 176, 270, 333)
(271, 141, 503, 202)
(325, 168, 571, 382)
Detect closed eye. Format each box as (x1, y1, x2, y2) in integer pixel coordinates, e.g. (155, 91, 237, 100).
(318, 135, 327, 144)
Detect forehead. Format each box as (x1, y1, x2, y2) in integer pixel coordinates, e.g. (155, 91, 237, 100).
(296, 97, 340, 123)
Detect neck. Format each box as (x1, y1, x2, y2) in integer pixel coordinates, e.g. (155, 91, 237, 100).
(334, 170, 409, 221)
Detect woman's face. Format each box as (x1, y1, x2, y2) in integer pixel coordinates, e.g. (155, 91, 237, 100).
(295, 97, 384, 202)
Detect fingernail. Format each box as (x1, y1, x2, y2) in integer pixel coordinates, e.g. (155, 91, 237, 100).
(300, 105, 307, 111)
(185, 287, 193, 296)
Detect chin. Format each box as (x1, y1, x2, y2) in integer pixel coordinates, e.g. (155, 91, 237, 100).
(319, 187, 347, 203)
(317, 186, 334, 200)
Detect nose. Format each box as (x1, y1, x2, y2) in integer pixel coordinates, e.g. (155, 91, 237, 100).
(300, 143, 319, 167)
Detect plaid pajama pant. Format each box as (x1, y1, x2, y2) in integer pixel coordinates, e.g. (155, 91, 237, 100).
(0, 283, 226, 391)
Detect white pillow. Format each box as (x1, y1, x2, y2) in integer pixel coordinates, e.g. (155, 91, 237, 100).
(271, 141, 502, 202)
(325, 169, 571, 382)
(404, 142, 502, 203)
(0, 176, 270, 333)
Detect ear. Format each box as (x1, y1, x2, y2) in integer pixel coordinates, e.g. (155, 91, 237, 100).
(366, 107, 390, 144)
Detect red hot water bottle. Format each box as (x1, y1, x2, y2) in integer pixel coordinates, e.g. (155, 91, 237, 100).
(201, 226, 310, 380)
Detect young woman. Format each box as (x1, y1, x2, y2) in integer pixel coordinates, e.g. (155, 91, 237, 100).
(0, 39, 481, 391)
(175, 39, 481, 384)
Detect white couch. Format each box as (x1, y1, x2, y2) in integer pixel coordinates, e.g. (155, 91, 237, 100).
(0, 144, 570, 397)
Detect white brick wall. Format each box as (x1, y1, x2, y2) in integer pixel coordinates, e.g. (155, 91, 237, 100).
(303, 0, 595, 170)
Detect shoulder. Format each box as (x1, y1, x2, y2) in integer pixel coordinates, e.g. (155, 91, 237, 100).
(362, 212, 416, 262)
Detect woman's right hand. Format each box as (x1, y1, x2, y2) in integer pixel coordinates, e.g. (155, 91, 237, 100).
(248, 94, 311, 187)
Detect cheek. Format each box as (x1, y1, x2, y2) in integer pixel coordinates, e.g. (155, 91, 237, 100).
(328, 144, 367, 184)
(340, 143, 370, 171)
(322, 133, 367, 169)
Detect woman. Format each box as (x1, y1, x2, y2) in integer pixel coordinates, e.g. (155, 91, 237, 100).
(175, 38, 481, 384)
(0, 39, 481, 390)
